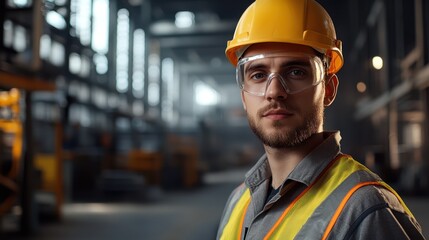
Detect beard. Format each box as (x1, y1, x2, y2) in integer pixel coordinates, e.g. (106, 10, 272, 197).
(247, 101, 324, 148)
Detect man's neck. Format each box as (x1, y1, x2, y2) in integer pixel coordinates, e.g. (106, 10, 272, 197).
(265, 132, 325, 189)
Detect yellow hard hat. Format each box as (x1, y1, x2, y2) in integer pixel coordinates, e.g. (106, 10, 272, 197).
(226, 0, 343, 74)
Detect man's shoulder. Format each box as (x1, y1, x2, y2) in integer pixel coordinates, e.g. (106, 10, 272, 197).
(228, 183, 248, 201)
(348, 184, 405, 213)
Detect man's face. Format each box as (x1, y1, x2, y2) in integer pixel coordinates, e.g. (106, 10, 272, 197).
(240, 43, 335, 148)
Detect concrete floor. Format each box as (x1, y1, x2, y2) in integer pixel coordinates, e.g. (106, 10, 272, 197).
(1, 169, 244, 240)
(1, 168, 429, 240)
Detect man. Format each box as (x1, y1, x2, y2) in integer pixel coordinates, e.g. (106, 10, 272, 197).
(216, 0, 426, 239)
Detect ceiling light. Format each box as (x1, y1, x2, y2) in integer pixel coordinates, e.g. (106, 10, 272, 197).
(46, 11, 67, 29)
(356, 82, 367, 93)
(371, 56, 383, 70)
(175, 11, 195, 28)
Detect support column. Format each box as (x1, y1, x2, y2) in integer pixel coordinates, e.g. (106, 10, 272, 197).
(20, 91, 37, 234)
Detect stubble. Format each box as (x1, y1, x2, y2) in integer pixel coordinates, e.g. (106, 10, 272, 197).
(247, 102, 324, 148)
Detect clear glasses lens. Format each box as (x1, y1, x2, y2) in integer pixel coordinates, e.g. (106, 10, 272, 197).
(236, 53, 325, 96)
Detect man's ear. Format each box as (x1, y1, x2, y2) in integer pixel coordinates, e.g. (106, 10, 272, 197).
(241, 91, 247, 111)
(324, 74, 339, 107)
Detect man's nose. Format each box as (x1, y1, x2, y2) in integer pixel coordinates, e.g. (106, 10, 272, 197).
(264, 74, 288, 100)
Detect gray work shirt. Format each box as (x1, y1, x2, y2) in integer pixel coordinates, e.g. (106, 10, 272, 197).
(217, 131, 425, 239)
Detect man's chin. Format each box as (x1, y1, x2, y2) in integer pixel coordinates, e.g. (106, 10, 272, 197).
(263, 123, 296, 135)
(256, 124, 318, 148)
(257, 132, 299, 148)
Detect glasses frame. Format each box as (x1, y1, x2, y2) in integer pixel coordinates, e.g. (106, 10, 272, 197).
(236, 52, 326, 96)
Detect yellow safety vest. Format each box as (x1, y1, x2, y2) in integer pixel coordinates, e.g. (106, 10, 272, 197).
(220, 155, 413, 240)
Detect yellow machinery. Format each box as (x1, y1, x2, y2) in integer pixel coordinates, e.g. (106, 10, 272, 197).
(0, 84, 63, 222)
(168, 135, 200, 188)
(127, 135, 200, 188)
(127, 150, 163, 185)
(0, 88, 22, 215)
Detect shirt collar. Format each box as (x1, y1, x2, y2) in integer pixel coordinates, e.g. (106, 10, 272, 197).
(244, 131, 342, 189)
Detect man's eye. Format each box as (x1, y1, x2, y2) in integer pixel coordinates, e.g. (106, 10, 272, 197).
(249, 72, 267, 81)
(290, 69, 305, 76)
(287, 69, 307, 79)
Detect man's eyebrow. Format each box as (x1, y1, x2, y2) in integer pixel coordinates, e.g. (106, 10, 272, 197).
(245, 62, 268, 72)
(244, 58, 313, 72)
(279, 60, 312, 68)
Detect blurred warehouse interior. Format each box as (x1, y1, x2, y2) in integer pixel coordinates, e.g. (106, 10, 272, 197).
(0, 0, 428, 235)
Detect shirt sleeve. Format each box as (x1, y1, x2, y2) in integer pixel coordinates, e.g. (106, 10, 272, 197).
(347, 207, 426, 240)
(341, 185, 426, 240)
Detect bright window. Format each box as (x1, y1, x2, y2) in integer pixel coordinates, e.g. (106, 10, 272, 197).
(132, 29, 145, 98)
(195, 81, 219, 106)
(91, 0, 109, 54)
(116, 9, 130, 93)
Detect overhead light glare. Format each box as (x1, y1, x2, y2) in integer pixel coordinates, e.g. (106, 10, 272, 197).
(195, 81, 219, 106)
(356, 82, 367, 93)
(175, 11, 195, 28)
(46, 11, 67, 29)
(372, 56, 383, 70)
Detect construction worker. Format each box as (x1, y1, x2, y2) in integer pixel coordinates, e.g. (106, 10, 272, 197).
(217, 0, 426, 239)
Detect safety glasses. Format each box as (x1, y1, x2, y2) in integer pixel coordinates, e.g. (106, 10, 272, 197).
(236, 53, 325, 96)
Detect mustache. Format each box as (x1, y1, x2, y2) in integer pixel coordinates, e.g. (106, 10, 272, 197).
(257, 102, 298, 116)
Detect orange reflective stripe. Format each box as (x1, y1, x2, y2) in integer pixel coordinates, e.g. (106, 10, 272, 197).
(321, 180, 414, 240)
(238, 198, 251, 240)
(263, 184, 311, 240)
(263, 154, 344, 240)
(321, 181, 382, 240)
(220, 187, 251, 240)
